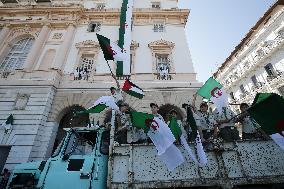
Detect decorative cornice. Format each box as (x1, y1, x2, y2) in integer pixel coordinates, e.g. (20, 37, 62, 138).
(75, 40, 100, 48)
(148, 39, 175, 49)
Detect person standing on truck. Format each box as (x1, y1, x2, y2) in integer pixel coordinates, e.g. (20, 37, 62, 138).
(191, 94, 218, 143)
(150, 103, 165, 122)
(167, 109, 188, 141)
(236, 103, 268, 140)
(215, 106, 240, 142)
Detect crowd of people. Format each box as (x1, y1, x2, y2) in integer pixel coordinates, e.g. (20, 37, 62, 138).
(109, 85, 269, 148)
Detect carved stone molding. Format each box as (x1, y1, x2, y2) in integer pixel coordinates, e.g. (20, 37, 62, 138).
(148, 39, 175, 49)
(75, 40, 100, 49)
(7, 26, 39, 42)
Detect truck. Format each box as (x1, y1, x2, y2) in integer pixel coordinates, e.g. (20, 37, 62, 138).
(5, 120, 284, 189)
(6, 127, 110, 189)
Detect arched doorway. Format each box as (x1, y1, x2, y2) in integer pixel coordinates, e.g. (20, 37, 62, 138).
(51, 105, 89, 154)
(158, 103, 185, 122)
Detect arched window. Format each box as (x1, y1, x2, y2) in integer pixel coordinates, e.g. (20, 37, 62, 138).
(0, 37, 34, 72)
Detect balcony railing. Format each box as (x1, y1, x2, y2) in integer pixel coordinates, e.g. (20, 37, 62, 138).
(224, 32, 284, 88)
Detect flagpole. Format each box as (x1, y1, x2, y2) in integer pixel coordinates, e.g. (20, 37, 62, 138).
(106, 60, 121, 89)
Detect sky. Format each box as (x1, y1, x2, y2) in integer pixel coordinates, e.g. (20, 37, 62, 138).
(178, 0, 276, 82)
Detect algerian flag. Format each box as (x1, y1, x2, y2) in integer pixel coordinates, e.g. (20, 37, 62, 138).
(248, 93, 284, 150)
(96, 34, 128, 62)
(147, 117, 176, 155)
(186, 106, 208, 167)
(168, 116, 182, 140)
(122, 79, 145, 99)
(116, 0, 133, 76)
(158, 144, 185, 171)
(131, 111, 175, 155)
(168, 116, 198, 163)
(197, 77, 228, 113)
(131, 111, 185, 170)
(1, 114, 13, 133)
(80, 96, 119, 114)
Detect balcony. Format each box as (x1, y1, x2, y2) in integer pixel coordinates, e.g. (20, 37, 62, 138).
(224, 30, 284, 88)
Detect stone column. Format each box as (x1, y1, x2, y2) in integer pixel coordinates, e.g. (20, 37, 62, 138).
(0, 26, 10, 44)
(23, 24, 50, 71)
(52, 23, 75, 70)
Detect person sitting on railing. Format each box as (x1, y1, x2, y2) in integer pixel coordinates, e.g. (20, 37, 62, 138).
(236, 103, 269, 140)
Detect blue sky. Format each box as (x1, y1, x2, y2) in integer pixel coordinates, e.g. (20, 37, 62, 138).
(178, 0, 276, 82)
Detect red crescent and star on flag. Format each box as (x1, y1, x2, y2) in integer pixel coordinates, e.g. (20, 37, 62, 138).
(210, 87, 223, 98)
(145, 119, 159, 131)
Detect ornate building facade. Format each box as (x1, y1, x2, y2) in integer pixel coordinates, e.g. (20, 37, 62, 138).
(214, 0, 284, 112)
(0, 0, 201, 171)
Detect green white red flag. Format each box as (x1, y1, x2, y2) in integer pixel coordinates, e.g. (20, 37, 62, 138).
(96, 34, 128, 62)
(78, 96, 119, 114)
(197, 77, 228, 113)
(248, 93, 284, 150)
(122, 79, 144, 99)
(116, 0, 133, 76)
(130, 111, 184, 171)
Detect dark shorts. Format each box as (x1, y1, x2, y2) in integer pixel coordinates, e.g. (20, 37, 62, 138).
(219, 127, 240, 142)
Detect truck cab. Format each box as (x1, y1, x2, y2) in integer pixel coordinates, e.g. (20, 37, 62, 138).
(6, 127, 110, 189)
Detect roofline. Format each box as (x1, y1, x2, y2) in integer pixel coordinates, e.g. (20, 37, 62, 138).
(213, 0, 284, 78)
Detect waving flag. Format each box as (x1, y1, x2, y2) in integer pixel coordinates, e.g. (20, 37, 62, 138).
(78, 96, 119, 114)
(122, 79, 145, 99)
(96, 34, 127, 62)
(186, 106, 208, 167)
(116, 0, 133, 76)
(197, 77, 228, 113)
(248, 93, 284, 150)
(130, 111, 184, 170)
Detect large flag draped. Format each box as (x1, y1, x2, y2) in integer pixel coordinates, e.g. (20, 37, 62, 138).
(147, 117, 176, 155)
(158, 144, 185, 171)
(186, 106, 208, 166)
(197, 77, 228, 113)
(248, 93, 284, 150)
(130, 111, 185, 170)
(122, 79, 145, 99)
(96, 34, 127, 62)
(116, 0, 133, 76)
